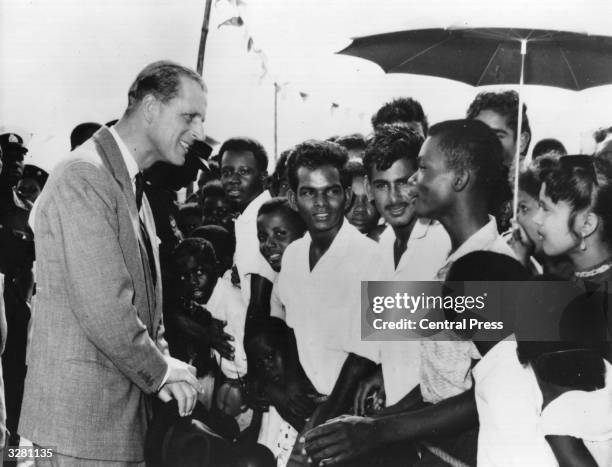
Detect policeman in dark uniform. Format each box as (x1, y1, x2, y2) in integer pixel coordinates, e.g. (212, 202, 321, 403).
(0, 133, 34, 452)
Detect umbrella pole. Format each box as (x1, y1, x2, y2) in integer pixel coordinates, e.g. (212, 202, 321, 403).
(512, 39, 527, 220)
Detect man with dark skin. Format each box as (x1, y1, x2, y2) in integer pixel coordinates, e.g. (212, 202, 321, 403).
(304, 120, 513, 466)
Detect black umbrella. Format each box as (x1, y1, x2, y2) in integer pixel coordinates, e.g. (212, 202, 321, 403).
(339, 27, 612, 214)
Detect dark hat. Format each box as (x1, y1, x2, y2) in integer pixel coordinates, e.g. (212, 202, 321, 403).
(70, 122, 102, 150)
(0, 133, 28, 155)
(22, 164, 49, 188)
(145, 400, 238, 467)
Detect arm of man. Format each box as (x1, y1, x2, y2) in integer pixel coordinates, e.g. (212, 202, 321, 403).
(53, 162, 198, 394)
(309, 353, 377, 427)
(304, 387, 477, 465)
(545, 436, 598, 467)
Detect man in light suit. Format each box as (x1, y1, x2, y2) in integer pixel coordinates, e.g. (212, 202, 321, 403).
(19, 61, 207, 465)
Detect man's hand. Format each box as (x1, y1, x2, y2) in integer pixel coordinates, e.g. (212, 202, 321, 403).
(507, 221, 534, 267)
(304, 415, 378, 466)
(160, 356, 202, 416)
(354, 365, 385, 416)
(158, 381, 198, 417)
(210, 317, 235, 360)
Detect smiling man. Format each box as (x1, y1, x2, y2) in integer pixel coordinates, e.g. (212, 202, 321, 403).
(277, 140, 380, 460)
(20, 61, 204, 465)
(219, 137, 276, 317)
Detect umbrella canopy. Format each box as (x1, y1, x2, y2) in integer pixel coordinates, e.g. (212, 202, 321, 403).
(339, 28, 612, 91)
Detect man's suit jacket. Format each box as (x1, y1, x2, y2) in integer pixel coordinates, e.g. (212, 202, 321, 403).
(19, 127, 168, 461)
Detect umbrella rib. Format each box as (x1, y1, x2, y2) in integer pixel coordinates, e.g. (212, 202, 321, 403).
(559, 46, 580, 90)
(393, 36, 453, 70)
(476, 44, 504, 86)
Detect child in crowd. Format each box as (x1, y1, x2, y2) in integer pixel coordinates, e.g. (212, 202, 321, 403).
(269, 150, 291, 198)
(344, 159, 385, 241)
(245, 317, 322, 467)
(176, 202, 203, 237)
(201, 179, 237, 234)
(169, 238, 248, 417)
(256, 197, 306, 320)
(191, 224, 236, 276)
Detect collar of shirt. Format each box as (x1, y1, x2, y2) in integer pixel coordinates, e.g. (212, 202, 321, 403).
(109, 126, 140, 192)
(301, 218, 361, 267)
(235, 190, 271, 227)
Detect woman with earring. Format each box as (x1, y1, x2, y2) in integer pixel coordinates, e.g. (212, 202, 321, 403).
(533, 155, 612, 286)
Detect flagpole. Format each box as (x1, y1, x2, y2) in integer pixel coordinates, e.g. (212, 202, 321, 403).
(196, 0, 213, 75)
(274, 82, 279, 161)
(512, 39, 527, 220)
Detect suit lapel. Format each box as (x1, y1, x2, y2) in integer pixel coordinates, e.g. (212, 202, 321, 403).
(92, 127, 157, 332)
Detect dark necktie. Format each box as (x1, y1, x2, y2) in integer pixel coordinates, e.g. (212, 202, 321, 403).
(135, 173, 157, 288)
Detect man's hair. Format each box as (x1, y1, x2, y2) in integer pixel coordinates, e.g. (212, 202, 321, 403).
(172, 238, 217, 272)
(345, 159, 367, 180)
(218, 137, 269, 172)
(363, 124, 424, 177)
(190, 225, 235, 262)
(466, 90, 531, 143)
(287, 140, 350, 191)
(126, 60, 204, 114)
(371, 97, 428, 135)
(429, 119, 510, 203)
(335, 133, 367, 152)
(532, 138, 567, 159)
(258, 197, 307, 235)
(201, 179, 226, 200)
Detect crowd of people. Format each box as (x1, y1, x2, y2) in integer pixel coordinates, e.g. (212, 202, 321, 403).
(1, 60, 612, 466)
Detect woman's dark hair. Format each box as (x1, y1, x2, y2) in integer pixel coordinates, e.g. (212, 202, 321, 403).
(518, 155, 558, 199)
(542, 155, 612, 245)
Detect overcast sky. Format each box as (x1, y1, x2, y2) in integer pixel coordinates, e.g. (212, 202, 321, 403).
(2, 0, 612, 171)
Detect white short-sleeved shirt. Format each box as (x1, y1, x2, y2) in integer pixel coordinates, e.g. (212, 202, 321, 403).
(474, 338, 612, 466)
(369, 219, 451, 406)
(277, 220, 380, 395)
(420, 216, 517, 404)
(205, 276, 248, 378)
(234, 190, 276, 305)
(269, 275, 285, 321)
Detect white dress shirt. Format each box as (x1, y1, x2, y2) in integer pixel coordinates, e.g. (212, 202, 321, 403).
(277, 220, 380, 395)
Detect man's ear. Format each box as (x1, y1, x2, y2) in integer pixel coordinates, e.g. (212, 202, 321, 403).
(520, 131, 531, 156)
(141, 94, 160, 124)
(364, 175, 374, 202)
(453, 167, 470, 192)
(343, 185, 354, 212)
(287, 188, 299, 212)
(579, 211, 600, 239)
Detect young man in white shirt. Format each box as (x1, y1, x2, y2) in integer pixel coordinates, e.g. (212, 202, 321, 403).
(277, 140, 380, 439)
(219, 138, 276, 316)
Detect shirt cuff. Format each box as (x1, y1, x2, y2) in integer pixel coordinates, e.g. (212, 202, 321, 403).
(157, 364, 170, 391)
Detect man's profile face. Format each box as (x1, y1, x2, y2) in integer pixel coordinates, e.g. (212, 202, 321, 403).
(150, 77, 207, 167)
(220, 150, 264, 210)
(474, 109, 516, 166)
(367, 158, 416, 229)
(292, 164, 348, 235)
(410, 137, 455, 219)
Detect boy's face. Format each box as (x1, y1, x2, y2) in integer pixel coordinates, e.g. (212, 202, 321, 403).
(202, 195, 235, 232)
(251, 337, 285, 385)
(175, 254, 217, 304)
(290, 165, 349, 236)
(346, 176, 380, 234)
(367, 158, 417, 229)
(257, 211, 304, 272)
(410, 137, 456, 220)
(221, 150, 265, 210)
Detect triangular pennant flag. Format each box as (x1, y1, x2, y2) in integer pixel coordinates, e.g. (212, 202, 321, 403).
(299, 92, 309, 101)
(218, 16, 243, 28)
(330, 103, 340, 114)
(236, 0, 247, 5)
(247, 37, 254, 52)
